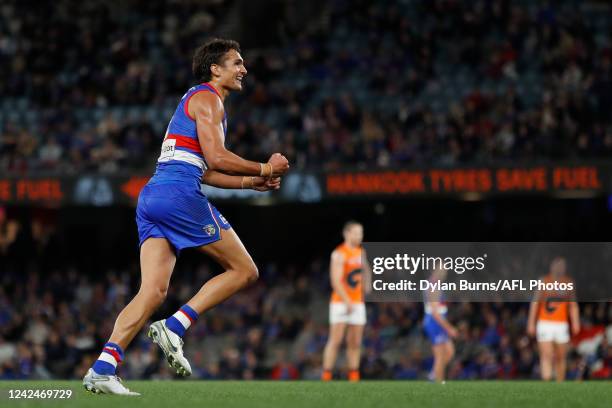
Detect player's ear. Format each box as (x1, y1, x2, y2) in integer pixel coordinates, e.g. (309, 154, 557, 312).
(210, 64, 220, 78)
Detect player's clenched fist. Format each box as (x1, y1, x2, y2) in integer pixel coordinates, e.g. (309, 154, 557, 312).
(268, 153, 290, 177)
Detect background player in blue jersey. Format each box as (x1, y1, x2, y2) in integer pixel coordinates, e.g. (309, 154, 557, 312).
(83, 39, 290, 395)
(423, 268, 458, 383)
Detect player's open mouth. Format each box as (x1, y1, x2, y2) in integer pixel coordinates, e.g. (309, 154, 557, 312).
(236, 76, 243, 84)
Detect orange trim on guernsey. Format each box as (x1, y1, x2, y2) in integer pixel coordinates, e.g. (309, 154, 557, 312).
(330, 243, 363, 304)
(537, 274, 573, 323)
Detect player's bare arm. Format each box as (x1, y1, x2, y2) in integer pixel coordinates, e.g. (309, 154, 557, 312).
(190, 92, 289, 177)
(567, 278, 580, 335)
(203, 170, 281, 191)
(330, 250, 352, 311)
(0, 219, 19, 252)
(569, 301, 580, 335)
(527, 289, 542, 336)
(361, 248, 372, 295)
(527, 301, 538, 337)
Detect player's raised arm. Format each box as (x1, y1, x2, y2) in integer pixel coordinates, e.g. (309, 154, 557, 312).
(190, 92, 289, 177)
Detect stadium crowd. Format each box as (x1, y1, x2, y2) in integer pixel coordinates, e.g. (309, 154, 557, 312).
(2, 0, 612, 383)
(1, 0, 612, 174)
(1, 216, 611, 381)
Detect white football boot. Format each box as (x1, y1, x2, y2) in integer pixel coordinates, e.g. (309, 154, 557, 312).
(147, 320, 192, 376)
(83, 368, 140, 396)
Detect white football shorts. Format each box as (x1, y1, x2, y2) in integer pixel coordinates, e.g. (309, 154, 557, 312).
(536, 320, 570, 344)
(329, 302, 366, 325)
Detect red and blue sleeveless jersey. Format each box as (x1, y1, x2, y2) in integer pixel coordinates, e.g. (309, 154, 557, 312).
(424, 284, 448, 315)
(154, 83, 227, 181)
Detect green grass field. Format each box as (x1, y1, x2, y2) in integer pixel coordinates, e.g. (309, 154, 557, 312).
(1, 381, 611, 408)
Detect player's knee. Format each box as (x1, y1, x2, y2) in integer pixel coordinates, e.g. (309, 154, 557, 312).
(348, 343, 361, 352)
(150, 286, 168, 305)
(238, 260, 258, 286)
(445, 351, 454, 363)
(347, 337, 360, 350)
(542, 349, 554, 359)
(328, 336, 343, 349)
(139, 284, 168, 306)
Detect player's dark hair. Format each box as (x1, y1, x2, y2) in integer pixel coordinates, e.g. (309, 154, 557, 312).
(343, 220, 362, 233)
(192, 38, 241, 83)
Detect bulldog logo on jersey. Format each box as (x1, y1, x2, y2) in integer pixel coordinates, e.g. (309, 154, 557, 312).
(203, 224, 216, 236)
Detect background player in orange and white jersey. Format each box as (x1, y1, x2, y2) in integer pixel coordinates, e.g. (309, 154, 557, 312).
(322, 221, 366, 381)
(527, 257, 580, 381)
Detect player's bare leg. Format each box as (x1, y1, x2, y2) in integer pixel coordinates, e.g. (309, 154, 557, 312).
(110, 238, 176, 348)
(432, 344, 445, 382)
(84, 238, 175, 395)
(538, 341, 554, 380)
(554, 343, 568, 382)
(186, 227, 258, 313)
(322, 322, 347, 380)
(148, 228, 258, 376)
(346, 324, 364, 381)
(432, 341, 454, 382)
(444, 341, 455, 369)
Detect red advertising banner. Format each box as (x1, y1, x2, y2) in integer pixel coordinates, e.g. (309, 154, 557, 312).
(0, 178, 65, 204)
(0, 164, 609, 206)
(326, 165, 605, 197)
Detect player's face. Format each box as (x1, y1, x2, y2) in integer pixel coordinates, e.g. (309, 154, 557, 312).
(344, 225, 363, 246)
(550, 257, 566, 277)
(432, 267, 447, 281)
(216, 49, 247, 91)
